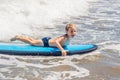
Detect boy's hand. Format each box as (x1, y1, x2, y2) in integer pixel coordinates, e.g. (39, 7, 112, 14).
(61, 50, 67, 56)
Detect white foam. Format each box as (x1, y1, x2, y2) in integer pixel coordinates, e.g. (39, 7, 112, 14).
(0, 74, 27, 80)
(98, 41, 120, 51)
(0, 73, 6, 79)
(44, 70, 89, 80)
(0, 54, 90, 79)
(0, 58, 16, 66)
(14, 76, 27, 80)
(104, 44, 120, 51)
(0, 0, 98, 41)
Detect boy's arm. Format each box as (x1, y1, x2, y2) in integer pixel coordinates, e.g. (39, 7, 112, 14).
(55, 37, 67, 56)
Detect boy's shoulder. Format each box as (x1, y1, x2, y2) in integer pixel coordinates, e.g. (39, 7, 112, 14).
(57, 34, 67, 40)
(62, 34, 68, 38)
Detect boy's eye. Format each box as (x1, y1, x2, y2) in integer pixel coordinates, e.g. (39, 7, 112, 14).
(74, 30, 76, 32)
(71, 30, 76, 33)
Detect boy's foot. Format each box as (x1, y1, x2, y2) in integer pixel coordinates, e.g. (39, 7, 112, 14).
(10, 35, 18, 41)
(10, 37, 16, 41)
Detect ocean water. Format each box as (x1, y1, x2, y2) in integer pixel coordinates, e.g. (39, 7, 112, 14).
(0, 0, 120, 80)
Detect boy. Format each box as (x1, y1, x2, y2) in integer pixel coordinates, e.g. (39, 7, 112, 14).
(11, 23, 77, 56)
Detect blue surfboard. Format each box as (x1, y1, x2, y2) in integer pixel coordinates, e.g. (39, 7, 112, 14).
(0, 43, 97, 56)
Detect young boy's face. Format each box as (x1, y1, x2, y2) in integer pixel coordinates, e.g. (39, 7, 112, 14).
(66, 27, 76, 38)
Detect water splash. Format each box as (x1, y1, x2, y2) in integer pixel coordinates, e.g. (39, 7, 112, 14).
(0, 0, 98, 41)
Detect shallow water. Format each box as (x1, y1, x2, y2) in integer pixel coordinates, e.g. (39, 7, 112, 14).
(0, 0, 120, 80)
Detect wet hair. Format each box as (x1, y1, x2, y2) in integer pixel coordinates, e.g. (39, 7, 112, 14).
(65, 23, 76, 31)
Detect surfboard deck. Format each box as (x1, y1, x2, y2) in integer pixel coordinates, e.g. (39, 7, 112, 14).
(0, 43, 97, 56)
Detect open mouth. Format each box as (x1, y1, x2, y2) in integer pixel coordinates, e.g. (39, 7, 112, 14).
(71, 35, 75, 37)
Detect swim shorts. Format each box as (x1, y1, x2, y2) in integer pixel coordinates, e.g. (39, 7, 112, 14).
(42, 37, 51, 47)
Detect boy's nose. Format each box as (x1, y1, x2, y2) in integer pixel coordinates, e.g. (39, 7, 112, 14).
(73, 32, 76, 35)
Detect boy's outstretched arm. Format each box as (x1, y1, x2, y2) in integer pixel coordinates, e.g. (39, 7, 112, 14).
(54, 37, 67, 56)
(55, 40, 67, 56)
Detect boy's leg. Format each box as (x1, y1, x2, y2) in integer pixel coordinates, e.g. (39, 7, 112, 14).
(11, 35, 43, 46)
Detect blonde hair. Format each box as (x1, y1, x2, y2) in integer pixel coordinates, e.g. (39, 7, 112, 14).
(66, 23, 76, 31)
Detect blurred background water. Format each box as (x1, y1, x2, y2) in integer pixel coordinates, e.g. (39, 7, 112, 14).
(0, 0, 120, 80)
